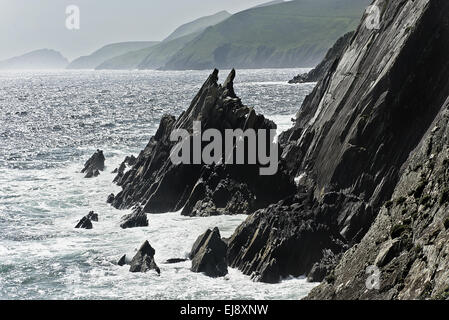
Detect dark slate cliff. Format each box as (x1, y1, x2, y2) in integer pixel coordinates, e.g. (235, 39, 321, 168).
(288, 31, 354, 84)
(228, 0, 449, 289)
(308, 98, 449, 299)
(111, 69, 295, 216)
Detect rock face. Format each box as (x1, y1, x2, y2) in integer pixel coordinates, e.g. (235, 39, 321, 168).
(227, 191, 347, 283)
(81, 150, 105, 178)
(119, 207, 148, 229)
(129, 240, 160, 274)
(308, 98, 449, 300)
(288, 31, 354, 84)
(190, 227, 228, 277)
(228, 0, 449, 295)
(111, 68, 295, 216)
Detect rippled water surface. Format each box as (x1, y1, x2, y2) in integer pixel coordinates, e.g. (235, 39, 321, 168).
(0, 69, 317, 299)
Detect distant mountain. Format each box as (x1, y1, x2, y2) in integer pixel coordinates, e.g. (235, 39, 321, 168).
(97, 32, 199, 70)
(163, 10, 231, 42)
(252, 0, 285, 8)
(160, 0, 371, 70)
(0, 49, 68, 70)
(67, 41, 159, 69)
(97, 10, 230, 70)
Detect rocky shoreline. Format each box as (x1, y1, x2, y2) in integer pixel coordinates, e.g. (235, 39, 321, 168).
(79, 0, 449, 299)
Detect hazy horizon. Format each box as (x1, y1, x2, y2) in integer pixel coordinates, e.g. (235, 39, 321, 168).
(0, 0, 276, 61)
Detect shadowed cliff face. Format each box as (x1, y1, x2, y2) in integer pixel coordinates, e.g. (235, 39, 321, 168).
(309, 97, 449, 300)
(111, 69, 295, 216)
(285, 0, 449, 207)
(228, 0, 449, 289)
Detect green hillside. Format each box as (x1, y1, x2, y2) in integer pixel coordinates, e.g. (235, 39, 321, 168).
(96, 32, 200, 70)
(67, 41, 159, 69)
(163, 10, 231, 42)
(161, 0, 370, 70)
(96, 10, 230, 70)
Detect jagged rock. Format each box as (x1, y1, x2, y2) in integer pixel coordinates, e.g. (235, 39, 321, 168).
(129, 241, 160, 274)
(190, 227, 228, 277)
(118, 254, 128, 266)
(107, 193, 115, 204)
(112, 155, 136, 183)
(75, 211, 98, 229)
(75, 216, 93, 229)
(86, 211, 98, 222)
(111, 69, 295, 216)
(112, 163, 126, 183)
(288, 73, 309, 84)
(119, 207, 148, 229)
(124, 155, 137, 166)
(190, 228, 212, 259)
(81, 150, 105, 178)
(227, 192, 346, 283)
(288, 32, 354, 84)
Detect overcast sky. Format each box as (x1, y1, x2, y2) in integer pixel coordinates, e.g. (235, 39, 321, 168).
(0, 0, 273, 61)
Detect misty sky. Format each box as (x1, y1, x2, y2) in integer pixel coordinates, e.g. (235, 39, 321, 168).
(0, 0, 273, 61)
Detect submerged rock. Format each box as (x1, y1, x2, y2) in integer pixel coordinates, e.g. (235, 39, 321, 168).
(190, 227, 228, 277)
(75, 216, 93, 229)
(129, 240, 160, 274)
(118, 254, 128, 266)
(75, 211, 98, 229)
(106, 193, 115, 204)
(119, 207, 148, 229)
(81, 149, 105, 178)
(164, 258, 188, 264)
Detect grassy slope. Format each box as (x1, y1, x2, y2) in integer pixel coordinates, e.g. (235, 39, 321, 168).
(162, 0, 371, 70)
(67, 41, 159, 69)
(97, 10, 231, 70)
(164, 10, 231, 42)
(97, 32, 200, 70)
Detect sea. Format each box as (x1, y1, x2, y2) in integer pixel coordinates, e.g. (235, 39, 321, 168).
(0, 68, 318, 299)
